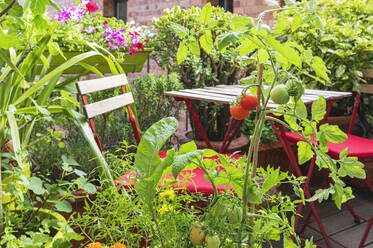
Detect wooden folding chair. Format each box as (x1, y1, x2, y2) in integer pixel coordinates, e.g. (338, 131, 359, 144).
(76, 74, 242, 196)
(76, 74, 141, 151)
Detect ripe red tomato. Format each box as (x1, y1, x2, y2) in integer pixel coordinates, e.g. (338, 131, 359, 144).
(230, 104, 250, 120)
(240, 94, 258, 111)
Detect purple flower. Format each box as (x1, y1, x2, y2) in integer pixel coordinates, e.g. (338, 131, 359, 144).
(82, 27, 96, 33)
(55, 6, 86, 22)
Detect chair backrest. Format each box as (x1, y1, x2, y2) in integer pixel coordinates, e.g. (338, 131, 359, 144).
(76, 74, 141, 151)
(349, 69, 373, 134)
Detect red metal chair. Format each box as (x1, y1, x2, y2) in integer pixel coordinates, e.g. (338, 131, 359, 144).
(272, 72, 373, 248)
(76, 74, 243, 196)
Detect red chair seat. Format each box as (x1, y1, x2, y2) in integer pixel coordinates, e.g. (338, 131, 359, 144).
(285, 132, 373, 159)
(115, 152, 243, 196)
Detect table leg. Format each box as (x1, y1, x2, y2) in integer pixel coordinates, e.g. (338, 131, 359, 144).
(220, 119, 244, 153)
(178, 98, 214, 150)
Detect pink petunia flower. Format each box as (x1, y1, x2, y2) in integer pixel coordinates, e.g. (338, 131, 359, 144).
(129, 48, 137, 55)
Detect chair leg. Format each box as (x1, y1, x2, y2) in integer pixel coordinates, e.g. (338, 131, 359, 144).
(359, 215, 373, 248)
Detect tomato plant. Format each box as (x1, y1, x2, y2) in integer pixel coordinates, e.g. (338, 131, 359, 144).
(240, 94, 258, 111)
(230, 104, 250, 120)
(227, 205, 242, 225)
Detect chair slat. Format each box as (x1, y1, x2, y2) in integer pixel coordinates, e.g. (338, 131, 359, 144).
(84, 93, 134, 118)
(77, 74, 128, 95)
(362, 69, 373, 79)
(360, 84, 373, 95)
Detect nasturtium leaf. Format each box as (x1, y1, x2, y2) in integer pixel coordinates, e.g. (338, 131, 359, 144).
(297, 141, 314, 164)
(311, 96, 326, 122)
(257, 48, 269, 64)
(177, 42, 188, 64)
(200, 30, 213, 54)
(199, 3, 212, 24)
(55, 200, 72, 213)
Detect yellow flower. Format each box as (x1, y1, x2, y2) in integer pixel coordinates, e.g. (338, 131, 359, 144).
(109, 243, 127, 248)
(159, 189, 175, 200)
(85, 242, 102, 248)
(158, 204, 174, 214)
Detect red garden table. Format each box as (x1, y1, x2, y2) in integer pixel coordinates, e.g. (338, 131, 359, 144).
(165, 85, 353, 248)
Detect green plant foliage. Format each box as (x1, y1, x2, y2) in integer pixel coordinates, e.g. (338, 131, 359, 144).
(152, 4, 254, 140)
(131, 73, 183, 132)
(275, 0, 373, 91)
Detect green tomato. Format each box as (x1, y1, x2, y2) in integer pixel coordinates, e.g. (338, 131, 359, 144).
(227, 205, 242, 225)
(270, 85, 290, 104)
(206, 235, 221, 248)
(286, 80, 304, 100)
(213, 199, 227, 218)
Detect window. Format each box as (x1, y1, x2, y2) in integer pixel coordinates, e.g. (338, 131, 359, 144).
(218, 0, 233, 12)
(114, 0, 128, 22)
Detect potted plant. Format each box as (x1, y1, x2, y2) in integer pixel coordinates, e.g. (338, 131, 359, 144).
(41, 0, 153, 74)
(152, 5, 253, 147)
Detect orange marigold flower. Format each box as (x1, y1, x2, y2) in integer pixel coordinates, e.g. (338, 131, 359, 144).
(109, 243, 127, 248)
(85, 242, 103, 248)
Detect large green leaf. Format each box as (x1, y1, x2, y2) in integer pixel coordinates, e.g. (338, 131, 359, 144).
(134, 117, 178, 177)
(134, 117, 178, 208)
(14, 51, 103, 105)
(72, 110, 115, 189)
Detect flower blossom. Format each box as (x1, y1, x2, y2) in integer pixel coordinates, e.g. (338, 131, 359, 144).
(86, 2, 99, 13)
(109, 243, 127, 248)
(55, 6, 86, 22)
(85, 242, 102, 248)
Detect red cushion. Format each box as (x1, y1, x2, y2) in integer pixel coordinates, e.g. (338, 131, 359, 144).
(115, 153, 244, 196)
(285, 132, 373, 159)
